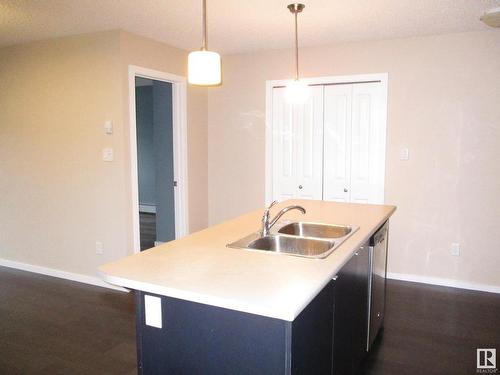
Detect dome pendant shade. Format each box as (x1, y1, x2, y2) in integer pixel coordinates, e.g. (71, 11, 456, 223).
(188, 50, 221, 85)
(188, 0, 222, 86)
(480, 7, 500, 27)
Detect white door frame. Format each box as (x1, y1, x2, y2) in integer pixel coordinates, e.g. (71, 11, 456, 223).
(265, 73, 388, 205)
(128, 65, 189, 254)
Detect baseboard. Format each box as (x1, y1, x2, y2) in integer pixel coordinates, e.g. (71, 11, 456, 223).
(139, 204, 156, 214)
(0, 258, 129, 293)
(387, 272, 500, 294)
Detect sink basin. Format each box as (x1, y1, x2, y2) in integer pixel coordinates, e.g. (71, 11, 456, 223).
(227, 222, 359, 259)
(278, 222, 352, 239)
(247, 235, 335, 257)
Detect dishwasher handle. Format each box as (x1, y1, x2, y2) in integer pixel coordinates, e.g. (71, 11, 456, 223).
(370, 221, 388, 246)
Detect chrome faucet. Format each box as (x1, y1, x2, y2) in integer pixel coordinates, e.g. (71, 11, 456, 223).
(261, 201, 306, 236)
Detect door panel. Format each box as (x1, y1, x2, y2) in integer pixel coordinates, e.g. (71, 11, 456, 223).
(152, 81, 176, 243)
(323, 85, 352, 202)
(296, 86, 324, 199)
(272, 86, 323, 201)
(272, 87, 296, 201)
(350, 83, 385, 203)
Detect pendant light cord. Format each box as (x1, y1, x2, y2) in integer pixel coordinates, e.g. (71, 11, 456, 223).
(288, 4, 305, 81)
(294, 11, 299, 81)
(201, 0, 207, 50)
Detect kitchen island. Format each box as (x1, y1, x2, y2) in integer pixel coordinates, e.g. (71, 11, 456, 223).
(100, 199, 396, 375)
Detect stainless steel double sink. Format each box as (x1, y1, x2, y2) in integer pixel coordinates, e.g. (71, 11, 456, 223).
(227, 222, 359, 259)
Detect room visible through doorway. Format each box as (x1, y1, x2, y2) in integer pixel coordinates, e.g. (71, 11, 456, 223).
(135, 77, 175, 250)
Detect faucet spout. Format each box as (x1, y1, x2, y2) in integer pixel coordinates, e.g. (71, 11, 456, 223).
(261, 202, 306, 236)
(269, 205, 306, 228)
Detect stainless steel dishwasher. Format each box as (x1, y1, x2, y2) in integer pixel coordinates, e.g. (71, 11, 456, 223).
(367, 221, 389, 350)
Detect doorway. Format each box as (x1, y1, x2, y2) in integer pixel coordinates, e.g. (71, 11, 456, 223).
(135, 77, 175, 250)
(128, 66, 188, 253)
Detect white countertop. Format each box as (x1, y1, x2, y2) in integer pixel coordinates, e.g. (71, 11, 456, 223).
(99, 200, 396, 321)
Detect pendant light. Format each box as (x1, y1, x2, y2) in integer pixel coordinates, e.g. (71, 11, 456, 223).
(188, 0, 222, 86)
(285, 3, 310, 104)
(480, 7, 500, 27)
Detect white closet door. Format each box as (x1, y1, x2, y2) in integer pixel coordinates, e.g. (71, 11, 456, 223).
(323, 84, 352, 202)
(295, 86, 324, 199)
(272, 87, 296, 201)
(350, 82, 385, 203)
(272, 86, 324, 201)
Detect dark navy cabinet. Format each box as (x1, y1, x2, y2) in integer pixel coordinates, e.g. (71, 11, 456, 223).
(135, 241, 375, 375)
(135, 291, 289, 375)
(135, 281, 336, 375)
(332, 243, 370, 375)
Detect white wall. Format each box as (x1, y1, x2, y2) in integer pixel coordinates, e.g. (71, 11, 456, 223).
(208, 30, 500, 289)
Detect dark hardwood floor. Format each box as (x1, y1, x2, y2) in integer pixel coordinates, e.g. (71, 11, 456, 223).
(0, 266, 136, 375)
(1, 266, 499, 375)
(359, 280, 500, 375)
(139, 212, 156, 251)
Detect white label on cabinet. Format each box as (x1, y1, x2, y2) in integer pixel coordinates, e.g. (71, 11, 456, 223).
(144, 295, 162, 328)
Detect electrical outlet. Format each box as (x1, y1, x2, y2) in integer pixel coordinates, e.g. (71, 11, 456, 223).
(399, 147, 410, 161)
(96, 241, 104, 255)
(451, 242, 460, 256)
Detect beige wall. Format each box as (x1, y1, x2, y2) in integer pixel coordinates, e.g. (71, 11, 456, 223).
(208, 31, 500, 288)
(1, 28, 499, 289)
(0, 31, 125, 276)
(0, 30, 208, 278)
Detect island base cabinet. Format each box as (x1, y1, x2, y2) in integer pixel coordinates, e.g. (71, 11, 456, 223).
(135, 291, 287, 375)
(135, 283, 335, 375)
(133, 240, 378, 375)
(290, 280, 335, 374)
(332, 243, 370, 375)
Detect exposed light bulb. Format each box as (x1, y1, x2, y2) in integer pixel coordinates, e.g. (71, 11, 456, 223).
(285, 79, 310, 104)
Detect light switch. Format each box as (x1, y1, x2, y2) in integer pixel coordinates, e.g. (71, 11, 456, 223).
(399, 147, 409, 161)
(102, 148, 114, 162)
(144, 295, 162, 328)
(104, 120, 113, 135)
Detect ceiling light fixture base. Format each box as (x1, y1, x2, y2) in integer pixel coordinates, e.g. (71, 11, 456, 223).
(287, 3, 305, 14)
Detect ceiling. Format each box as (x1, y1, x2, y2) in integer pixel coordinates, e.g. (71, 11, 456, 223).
(0, 0, 498, 54)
